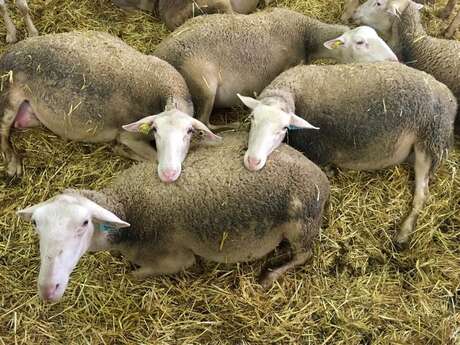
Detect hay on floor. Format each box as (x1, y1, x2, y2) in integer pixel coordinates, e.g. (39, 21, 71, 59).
(0, 0, 459, 344)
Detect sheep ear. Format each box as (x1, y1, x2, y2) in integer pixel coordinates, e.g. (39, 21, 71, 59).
(237, 94, 260, 110)
(17, 204, 43, 221)
(289, 114, 319, 130)
(386, 3, 402, 18)
(83, 199, 130, 229)
(411, 1, 423, 10)
(122, 115, 157, 135)
(191, 118, 222, 142)
(17, 198, 56, 221)
(324, 37, 345, 50)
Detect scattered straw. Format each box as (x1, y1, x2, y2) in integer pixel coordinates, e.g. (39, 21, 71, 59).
(0, 0, 459, 344)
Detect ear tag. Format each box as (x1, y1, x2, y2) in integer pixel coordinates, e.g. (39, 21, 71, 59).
(331, 40, 344, 49)
(139, 123, 152, 135)
(99, 223, 116, 233)
(288, 125, 304, 130)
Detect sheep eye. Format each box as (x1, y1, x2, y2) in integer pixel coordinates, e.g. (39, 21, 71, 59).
(376, 1, 381, 6)
(356, 40, 365, 45)
(82, 220, 89, 227)
(151, 127, 157, 133)
(187, 128, 194, 135)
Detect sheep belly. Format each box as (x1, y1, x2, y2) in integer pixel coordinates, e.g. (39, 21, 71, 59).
(332, 133, 416, 171)
(185, 221, 289, 264)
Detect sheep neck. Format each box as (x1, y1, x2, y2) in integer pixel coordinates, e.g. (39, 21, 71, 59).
(397, 3, 428, 53)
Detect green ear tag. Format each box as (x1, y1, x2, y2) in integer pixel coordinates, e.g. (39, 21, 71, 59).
(139, 123, 151, 135)
(99, 223, 116, 233)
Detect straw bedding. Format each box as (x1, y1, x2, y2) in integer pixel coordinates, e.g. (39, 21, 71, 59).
(0, 0, 459, 344)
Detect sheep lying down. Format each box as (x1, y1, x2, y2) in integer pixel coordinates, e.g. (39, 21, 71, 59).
(0, 31, 218, 182)
(239, 62, 457, 246)
(112, 0, 261, 30)
(17, 132, 330, 303)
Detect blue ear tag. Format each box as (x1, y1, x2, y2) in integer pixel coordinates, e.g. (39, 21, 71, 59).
(288, 125, 303, 131)
(99, 223, 116, 233)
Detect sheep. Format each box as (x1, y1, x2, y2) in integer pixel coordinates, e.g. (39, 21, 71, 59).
(153, 8, 398, 129)
(0, 0, 37, 43)
(352, 0, 460, 132)
(16, 131, 330, 302)
(0, 31, 219, 182)
(238, 62, 457, 246)
(112, 0, 261, 30)
(340, 0, 432, 23)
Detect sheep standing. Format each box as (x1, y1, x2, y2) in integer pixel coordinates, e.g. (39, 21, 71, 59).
(112, 0, 261, 30)
(238, 63, 456, 245)
(0, 31, 218, 181)
(17, 132, 330, 302)
(154, 9, 397, 129)
(353, 0, 460, 132)
(0, 0, 37, 43)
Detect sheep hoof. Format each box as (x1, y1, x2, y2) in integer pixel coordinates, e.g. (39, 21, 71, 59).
(6, 33, 17, 44)
(393, 239, 409, 251)
(323, 165, 337, 178)
(259, 270, 277, 290)
(393, 230, 410, 251)
(129, 267, 153, 280)
(7, 159, 22, 177)
(28, 27, 39, 37)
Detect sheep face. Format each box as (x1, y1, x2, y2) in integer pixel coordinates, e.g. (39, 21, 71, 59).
(123, 110, 221, 183)
(238, 94, 318, 172)
(17, 195, 129, 302)
(352, 0, 423, 34)
(324, 26, 398, 62)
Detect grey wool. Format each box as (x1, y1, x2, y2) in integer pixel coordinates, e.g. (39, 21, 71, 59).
(258, 62, 456, 245)
(72, 132, 330, 288)
(0, 31, 193, 176)
(153, 8, 349, 127)
(391, 2, 460, 131)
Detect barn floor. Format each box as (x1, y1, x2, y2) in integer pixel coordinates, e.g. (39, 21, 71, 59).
(0, 0, 459, 344)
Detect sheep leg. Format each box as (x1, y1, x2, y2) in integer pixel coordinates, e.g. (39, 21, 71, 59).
(396, 145, 431, 246)
(115, 131, 157, 162)
(440, 0, 457, 19)
(130, 249, 196, 279)
(259, 221, 313, 289)
(341, 0, 360, 23)
(15, 0, 38, 38)
(445, 9, 460, 38)
(0, 1, 17, 43)
(1, 102, 24, 177)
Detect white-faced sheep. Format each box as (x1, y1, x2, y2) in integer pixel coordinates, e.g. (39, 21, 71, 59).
(0, 31, 219, 182)
(17, 132, 330, 302)
(352, 0, 460, 132)
(238, 62, 456, 246)
(0, 0, 37, 43)
(340, 0, 432, 23)
(112, 0, 261, 30)
(153, 8, 398, 129)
